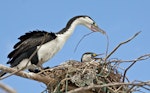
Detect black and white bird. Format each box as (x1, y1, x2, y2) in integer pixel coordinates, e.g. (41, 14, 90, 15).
(0, 15, 105, 77)
(81, 52, 103, 62)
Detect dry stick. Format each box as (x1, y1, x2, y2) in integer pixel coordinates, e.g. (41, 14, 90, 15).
(105, 33, 109, 58)
(132, 80, 150, 91)
(105, 77, 116, 89)
(109, 54, 150, 64)
(122, 54, 150, 82)
(104, 31, 141, 61)
(53, 78, 71, 92)
(67, 81, 150, 93)
(106, 86, 116, 93)
(0, 82, 16, 93)
(127, 85, 136, 93)
(74, 31, 108, 53)
(0, 33, 49, 80)
(0, 65, 52, 85)
(141, 86, 150, 91)
(115, 86, 123, 93)
(74, 32, 94, 53)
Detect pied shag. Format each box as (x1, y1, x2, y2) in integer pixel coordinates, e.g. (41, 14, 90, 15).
(0, 15, 105, 77)
(81, 52, 103, 62)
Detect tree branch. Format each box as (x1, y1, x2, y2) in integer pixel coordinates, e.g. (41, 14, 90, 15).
(67, 81, 150, 93)
(0, 82, 16, 93)
(0, 65, 53, 85)
(122, 54, 150, 82)
(105, 31, 141, 60)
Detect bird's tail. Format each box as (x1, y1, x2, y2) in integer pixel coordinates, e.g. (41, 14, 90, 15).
(0, 70, 7, 77)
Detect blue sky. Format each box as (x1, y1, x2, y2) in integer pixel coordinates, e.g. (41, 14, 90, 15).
(0, 0, 150, 93)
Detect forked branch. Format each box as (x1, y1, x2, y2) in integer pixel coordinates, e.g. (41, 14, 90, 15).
(105, 31, 141, 60)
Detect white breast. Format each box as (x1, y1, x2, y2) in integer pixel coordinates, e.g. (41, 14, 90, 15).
(37, 25, 75, 66)
(37, 36, 67, 65)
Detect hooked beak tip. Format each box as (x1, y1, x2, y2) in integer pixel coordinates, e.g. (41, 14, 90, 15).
(97, 27, 106, 34)
(98, 29, 106, 35)
(91, 25, 106, 34)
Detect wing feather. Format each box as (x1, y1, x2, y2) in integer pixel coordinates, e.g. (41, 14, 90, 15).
(7, 30, 57, 64)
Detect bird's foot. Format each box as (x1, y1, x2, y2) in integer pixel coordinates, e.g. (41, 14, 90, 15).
(28, 66, 50, 73)
(43, 66, 50, 70)
(28, 68, 41, 73)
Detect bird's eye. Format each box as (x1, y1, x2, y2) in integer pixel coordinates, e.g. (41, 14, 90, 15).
(92, 53, 97, 57)
(92, 22, 97, 26)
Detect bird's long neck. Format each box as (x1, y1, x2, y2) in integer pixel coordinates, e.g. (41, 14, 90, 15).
(56, 18, 81, 40)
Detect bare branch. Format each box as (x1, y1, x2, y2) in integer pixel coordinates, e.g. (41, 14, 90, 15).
(108, 54, 150, 64)
(105, 31, 141, 60)
(122, 54, 150, 82)
(67, 81, 150, 93)
(0, 64, 53, 85)
(74, 32, 94, 53)
(105, 33, 110, 57)
(0, 82, 16, 93)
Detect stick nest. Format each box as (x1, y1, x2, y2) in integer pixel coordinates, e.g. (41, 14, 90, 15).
(38, 59, 131, 93)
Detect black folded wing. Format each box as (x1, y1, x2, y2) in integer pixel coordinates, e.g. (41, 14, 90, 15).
(7, 30, 57, 64)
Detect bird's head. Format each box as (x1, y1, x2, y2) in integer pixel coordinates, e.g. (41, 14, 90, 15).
(72, 15, 106, 34)
(81, 52, 103, 62)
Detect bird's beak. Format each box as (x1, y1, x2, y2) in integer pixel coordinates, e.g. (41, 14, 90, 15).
(93, 53, 103, 57)
(91, 24, 106, 35)
(96, 53, 104, 56)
